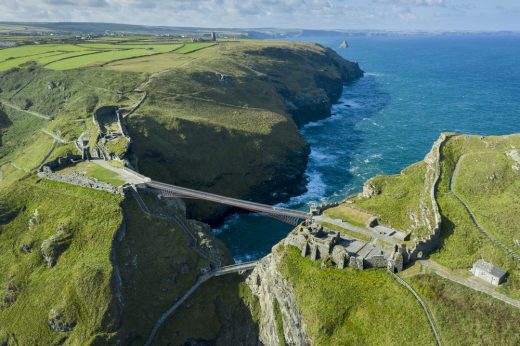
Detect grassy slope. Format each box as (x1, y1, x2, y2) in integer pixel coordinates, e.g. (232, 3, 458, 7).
(408, 273, 520, 346)
(453, 151, 520, 249)
(353, 162, 431, 237)
(0, 178, 123, 345)
(0, 63, 144, 169)
(279, 247, 435, 346)
(432, 134, 520, 298)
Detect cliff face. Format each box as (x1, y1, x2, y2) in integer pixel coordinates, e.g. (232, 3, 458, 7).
(129, 42, 363, 222)
(246, 248, 310, 346)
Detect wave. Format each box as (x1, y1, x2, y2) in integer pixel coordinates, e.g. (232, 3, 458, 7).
(364, 72, 384, 77)
(341, 99, 363, 109)
(278, 169, 326, 207)
(234, 252, 263, 263)
(212, 213, 241, 235)
(309, 148, 337, 165)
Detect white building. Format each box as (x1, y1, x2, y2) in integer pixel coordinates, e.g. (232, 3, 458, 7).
(470, 259, 507, 286)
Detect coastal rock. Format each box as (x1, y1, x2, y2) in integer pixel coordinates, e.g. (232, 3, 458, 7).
(246, 248, 310, 346)
(361, 181, 380, 198)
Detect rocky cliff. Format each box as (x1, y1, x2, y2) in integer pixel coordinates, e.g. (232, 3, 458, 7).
(247, 247, 310, 346)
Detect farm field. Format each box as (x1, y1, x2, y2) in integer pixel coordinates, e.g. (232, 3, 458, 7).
(0, 41, 216, 71)
(175, 42, 217, 54)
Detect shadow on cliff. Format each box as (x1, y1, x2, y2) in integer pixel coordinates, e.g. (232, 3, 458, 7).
(126, 114, 308, 224)
(0, 107, 13, 148)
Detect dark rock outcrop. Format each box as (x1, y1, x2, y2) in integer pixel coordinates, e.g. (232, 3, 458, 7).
(48, 308, 76, 333)
(41, 226, 73, 267)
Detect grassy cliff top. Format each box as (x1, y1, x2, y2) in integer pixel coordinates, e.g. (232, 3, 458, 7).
(331, 133, 520, 297)
(278, 133, 520, 346)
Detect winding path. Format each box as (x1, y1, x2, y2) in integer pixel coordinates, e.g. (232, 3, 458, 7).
(0, 100, 52, 120)
(41, 129, 70, 144)
(450, 155, 520, 262)
(143, 261, 259, 346)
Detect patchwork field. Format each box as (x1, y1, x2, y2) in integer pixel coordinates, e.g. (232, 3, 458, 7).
(0, 41, 214, 71)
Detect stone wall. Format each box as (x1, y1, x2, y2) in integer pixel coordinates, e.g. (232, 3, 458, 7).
(38, 155, 123, 195)
(406, 133, 451, 261)
(38, 168, 123, 195)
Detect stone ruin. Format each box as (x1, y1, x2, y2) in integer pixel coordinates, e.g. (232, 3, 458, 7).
(284, 221, 404, 273)
(37, 154, 123, 195)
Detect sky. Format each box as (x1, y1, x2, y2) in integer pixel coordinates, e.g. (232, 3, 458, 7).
(0, 0, 519, 31)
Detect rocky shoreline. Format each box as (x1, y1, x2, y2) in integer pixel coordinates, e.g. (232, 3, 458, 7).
(221, 51, 363, 224)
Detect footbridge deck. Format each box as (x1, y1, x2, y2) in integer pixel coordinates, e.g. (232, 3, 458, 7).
(144, 180, 310, 225)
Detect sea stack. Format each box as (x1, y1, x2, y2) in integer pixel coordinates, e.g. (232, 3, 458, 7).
(339, 40, 349, 49)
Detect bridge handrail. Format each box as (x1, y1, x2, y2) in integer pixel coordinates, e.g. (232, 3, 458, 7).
(146, 180, 309, 219)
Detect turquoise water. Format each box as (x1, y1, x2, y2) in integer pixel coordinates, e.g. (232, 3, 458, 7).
(215, 35, 520, 262)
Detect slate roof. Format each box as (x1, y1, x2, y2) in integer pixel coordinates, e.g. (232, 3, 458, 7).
(473, 259, 507, 278)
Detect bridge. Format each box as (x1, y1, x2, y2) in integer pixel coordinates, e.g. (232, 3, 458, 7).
(143, 180, 310, 226)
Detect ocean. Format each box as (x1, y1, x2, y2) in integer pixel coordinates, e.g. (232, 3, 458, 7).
(215, 34, 520, 262)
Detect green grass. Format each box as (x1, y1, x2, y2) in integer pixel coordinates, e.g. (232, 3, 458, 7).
(0, 51, 70, 71)
(11, 131, 55, 171)
(0, 107, 48, 165)
(0, 44, 87, 62)
(57, 162, 126, 186)
(0, 42, 182, 71)
(452, 151, 520, 249)
(105, 137, 130, 158)
(0, 178, 123, 345)
(353, 162, 432, 237)
(324, 204, 373, 228)
(45, 49, 155, 70)
(104, 53, 195, 72)
(273, 298, 286, 346)
(319, 221, 372, 242)
(279, 246, 435, 346)
(408, 273, 520, 346)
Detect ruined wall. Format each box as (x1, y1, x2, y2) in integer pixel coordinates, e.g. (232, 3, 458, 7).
(364, 254, 388, 269)
(38, 168, 123, 195)
(38, 155, 123, 195)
